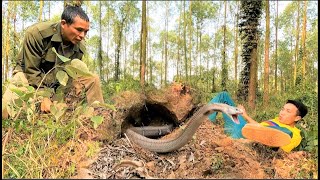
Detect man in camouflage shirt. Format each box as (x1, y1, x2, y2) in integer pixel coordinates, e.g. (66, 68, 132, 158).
(2, 5, 104, 119)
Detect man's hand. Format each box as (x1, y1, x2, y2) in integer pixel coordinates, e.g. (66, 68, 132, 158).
(237, 104, 259, 124)
(40, 97, 52, 113)
(237, 104, 248, 117)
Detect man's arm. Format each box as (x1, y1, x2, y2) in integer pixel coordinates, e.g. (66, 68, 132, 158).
(237, 104, 260, 124)
(19, 28, 53, 113)
(20, 29, 45, 88)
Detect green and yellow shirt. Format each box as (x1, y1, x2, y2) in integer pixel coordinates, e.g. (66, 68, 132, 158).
(260, 117, 302, 152)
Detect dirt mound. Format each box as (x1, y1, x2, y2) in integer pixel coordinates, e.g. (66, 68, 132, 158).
(78, 84, 317, 179)
(88, 119, 317, 179)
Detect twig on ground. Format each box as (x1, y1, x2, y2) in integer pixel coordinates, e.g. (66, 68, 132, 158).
(2, 128, 13, 178)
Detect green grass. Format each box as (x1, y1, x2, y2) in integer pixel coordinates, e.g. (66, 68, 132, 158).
(2, 80, 318, 178)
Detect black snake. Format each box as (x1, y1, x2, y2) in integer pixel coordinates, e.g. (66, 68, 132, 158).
(125, 103, 242, 153)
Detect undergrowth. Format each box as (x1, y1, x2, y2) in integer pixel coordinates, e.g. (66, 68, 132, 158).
(2, 99, 104, 178)
(2, 77, 317, 178)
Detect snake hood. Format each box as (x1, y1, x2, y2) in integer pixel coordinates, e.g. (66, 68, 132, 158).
(204, 103, 242, 124)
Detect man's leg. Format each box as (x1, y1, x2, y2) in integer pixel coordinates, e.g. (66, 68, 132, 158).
(208, 91, 247, 138)
(72, 74, 105, 105)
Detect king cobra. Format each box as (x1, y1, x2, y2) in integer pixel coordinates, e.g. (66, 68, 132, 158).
(125, 103, 243, 153)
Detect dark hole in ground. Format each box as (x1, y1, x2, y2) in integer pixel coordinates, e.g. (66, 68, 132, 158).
(121, 102, 180, 138)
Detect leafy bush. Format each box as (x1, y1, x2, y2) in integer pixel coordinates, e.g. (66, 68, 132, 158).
(101, 77, 142, 99)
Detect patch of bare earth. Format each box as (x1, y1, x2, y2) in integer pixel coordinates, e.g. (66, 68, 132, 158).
(70, 83, 317, 179)
(88, 119, 317, 179)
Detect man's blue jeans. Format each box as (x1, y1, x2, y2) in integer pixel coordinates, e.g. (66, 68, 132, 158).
(208, 91, 247, 138)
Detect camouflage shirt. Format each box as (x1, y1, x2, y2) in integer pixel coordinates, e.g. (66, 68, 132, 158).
(14, 21, 86, 90)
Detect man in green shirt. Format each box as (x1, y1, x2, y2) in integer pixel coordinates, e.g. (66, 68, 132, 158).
(2, 5, 104, 119)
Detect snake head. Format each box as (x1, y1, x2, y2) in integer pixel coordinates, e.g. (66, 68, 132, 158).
(205, 103, 243, 124)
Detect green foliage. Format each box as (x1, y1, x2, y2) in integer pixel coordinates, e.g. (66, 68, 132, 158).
(102, 77, 142, 99)
(2, 95, 104, 178)
(90, 116, 104, 129)
(52, 47, 93, 86)
(50, 101, 67, 121)
(293, 89, 318, 160)
(85, 141, 101, 158)
(211, 153, 224, 173)
(56, 71, 69, 86)
(52, 47, 71, 62)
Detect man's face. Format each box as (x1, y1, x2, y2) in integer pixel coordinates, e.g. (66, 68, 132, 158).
(279, 103, 301, 126)
(61, 16, 89, 44)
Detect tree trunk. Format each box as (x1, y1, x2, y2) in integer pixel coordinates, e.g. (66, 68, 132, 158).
(301, 0, 308, 88)
(114, 11, 128, 81)
(98, 1, 103, 81)
(199, 26, 202, 78)
(147, 2, 152, 84)
(188, 1, 192, 81)
(183, 0, 188, 81)
(274, 0, 278, 92)
(132, 25, 135, 78)
(164, 1, 169, 85)
(211, 68, 216, 93)
(115, 31, 122, 81)
(263, 0, 270, 107)
(5, 2, 10, 82)
(124, 28, 127, 79)
(249, 42, 258, 110)
(39, 0, 44, 22)
(221, 0, 227, 91)
(140, 0, 147, 88)
(195, 23, 199, 75)
(106, 2, 110, 81)
(237, 0, 262, 102)
(234, 1, 239, 84)
(161, 44, 164, 86)
(48, 1, 51, 19)
(293, 2, 300, 86)
(176, 2, 182, 81)
(13, 2, 17, 60)
(2, 8, 5, 82)
(64, 0, 83, 7)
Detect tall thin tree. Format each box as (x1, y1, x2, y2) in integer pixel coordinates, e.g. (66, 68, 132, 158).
(38, 0, 44, 22)
(263, 0, 270, 107)
(188, 1, 192, 80)
(221, 0, 227, 91)
(164, 1, 169, 85)
(98, 1, 103, 81)
(183, 0, 188, 81)
(234, 1, 239, 84)
(176, 2, 182, 81)
(293, 2, 300, 86)
(301, 0, 308, 88)
(5, 1, 11, 82)
(274, 0, 278, 92)
(140, 0, 147, 88)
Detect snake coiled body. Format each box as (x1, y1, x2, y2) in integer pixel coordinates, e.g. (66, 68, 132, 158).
(129, 124, 174, 137)
(125, 103, 241, 153)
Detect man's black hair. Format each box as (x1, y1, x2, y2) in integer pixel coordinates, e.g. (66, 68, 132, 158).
(287, 99, 308, 118)
(61, 5, 89, 24)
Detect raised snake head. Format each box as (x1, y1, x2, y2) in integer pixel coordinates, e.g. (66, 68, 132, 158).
(204, 103, 243, 124)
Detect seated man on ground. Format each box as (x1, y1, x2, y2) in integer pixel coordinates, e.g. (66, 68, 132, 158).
(208, 91, 308, 153)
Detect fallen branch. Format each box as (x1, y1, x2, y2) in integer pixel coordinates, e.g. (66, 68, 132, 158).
(2, 128, 13, 178)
